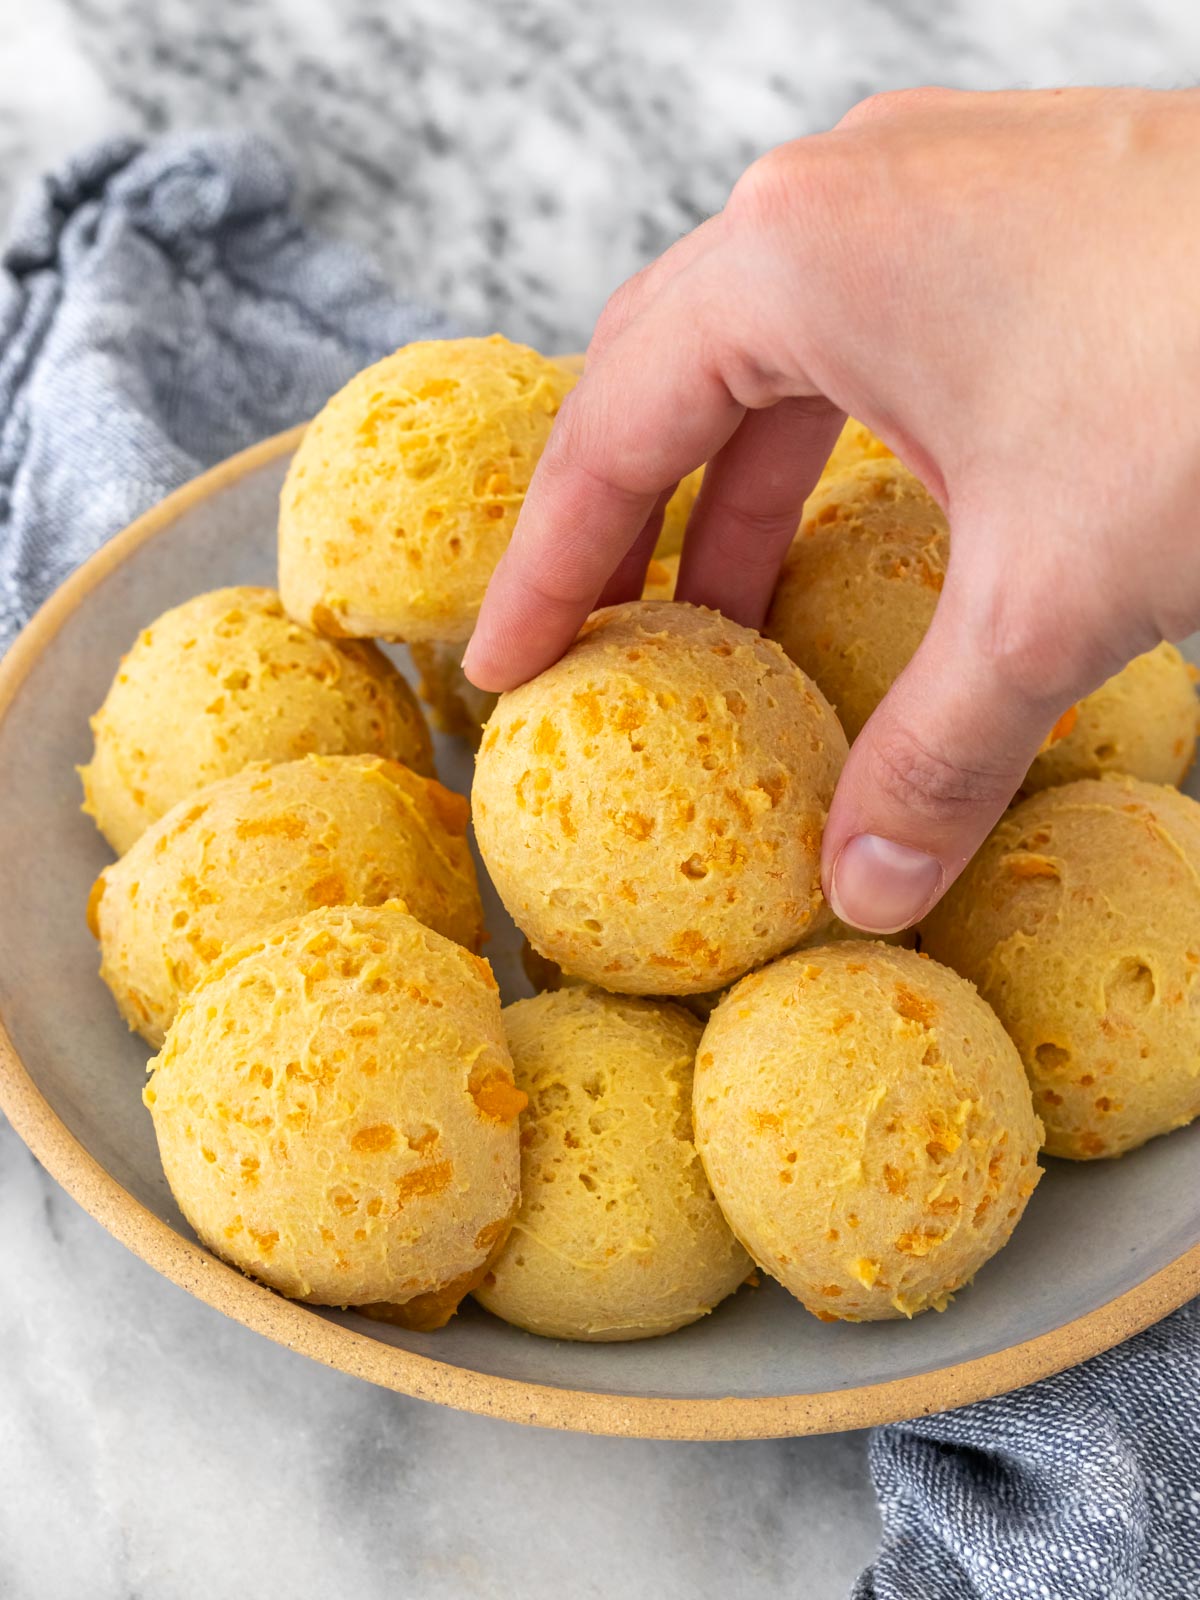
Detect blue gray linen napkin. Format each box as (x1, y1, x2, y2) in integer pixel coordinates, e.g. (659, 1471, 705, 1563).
(0, 130, 453, 653)
(853, 1297, 1199, 1600)
(1, 132, 1196, 1600)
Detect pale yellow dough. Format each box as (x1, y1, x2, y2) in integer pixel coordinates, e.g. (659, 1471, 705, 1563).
(92, 753, 484, 1046)
(764, 457, 947, 743)
(771, 459, 1197, 788)
(1021, 643, 1198, 793)
(693, 942, 1042, 1321)
(79, 586, 432, 854)
(472, 600, 848, 995)
(145, 903, 524, 1326)
(278, 335, 576, 644)
(921, 776, 1200, 1159)
(474, 986, 750, 1340)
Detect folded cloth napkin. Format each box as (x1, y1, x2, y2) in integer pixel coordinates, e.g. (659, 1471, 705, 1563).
(1, 133, 1197, 1600)
(854, 1297, 1199, 1600)
(0, 129, 454, 653)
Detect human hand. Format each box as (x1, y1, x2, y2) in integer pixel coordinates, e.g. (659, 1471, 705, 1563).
(464, 86, 1200, 932)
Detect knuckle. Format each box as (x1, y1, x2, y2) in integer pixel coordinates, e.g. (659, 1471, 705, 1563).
(591, 275, 643, 350)
(524, 568, 593, 611)
(544, 388, 600, 472)
(727, 139, 867, 280)
(837, 85, 955, 130)
(539, 395, 654, 505)
(835, 90, 894, 130)
(865, 724, 1014, 820)
(701, 502, 800, 567)
(727, 144, 810, 233)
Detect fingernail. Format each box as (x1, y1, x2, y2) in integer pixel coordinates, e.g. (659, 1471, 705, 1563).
(460, 637, 487, 688)
(829, 834, 942, 934)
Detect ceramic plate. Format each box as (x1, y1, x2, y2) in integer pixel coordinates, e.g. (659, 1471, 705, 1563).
(1, 428, 1197, 1440)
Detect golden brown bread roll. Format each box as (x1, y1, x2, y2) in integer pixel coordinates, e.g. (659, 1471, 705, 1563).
(1020, 644, 1198, 794)
(79, 586, 432, 854)
(693, 942, 1042, 1320)
(772, 461, 1197, 788)
(278, 335, 576, 644)
(145, 903, 524, 1327)
(474, 986, 750, 1340)
(764, 458, 946, 743)
(472, 600, 848, 994)
(91, 753, 484, 1046)
(921, 776, 1200, 1158)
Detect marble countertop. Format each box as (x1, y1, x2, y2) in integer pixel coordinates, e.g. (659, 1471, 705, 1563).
(3, 3, 1200, 1596)
(4, 0, 1198, 355)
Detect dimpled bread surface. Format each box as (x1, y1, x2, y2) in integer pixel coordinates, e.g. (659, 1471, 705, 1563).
(521, 912, 914, 1025)
(92, 753, 484, 1046)
(145, 903, 524, 1326)
(472, 600, 848, 995)
(410, 557, 680, 746)
(474, 986, 750, 1340)
(278, 335, 576, 644)
(79, 586, 433, 855)
(1021, 643, 1199, 794)
(694, 943, 1042, 1320)
(764, 457, 947, 743)
(921, 776, 1200, 1159)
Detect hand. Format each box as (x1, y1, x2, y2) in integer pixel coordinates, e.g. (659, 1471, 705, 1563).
(464, 86, 1200, 931)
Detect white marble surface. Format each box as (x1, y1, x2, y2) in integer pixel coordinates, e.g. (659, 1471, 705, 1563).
(3, 3, 1200, 1596)
(4, 1, 1200, 352)
(0, 1139, 878, 1599)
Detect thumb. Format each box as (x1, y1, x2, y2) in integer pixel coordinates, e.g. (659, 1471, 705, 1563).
(820, 586, 1079, 934)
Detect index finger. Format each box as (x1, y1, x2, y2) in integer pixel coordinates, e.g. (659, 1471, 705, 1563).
(462, 254, 747, 693)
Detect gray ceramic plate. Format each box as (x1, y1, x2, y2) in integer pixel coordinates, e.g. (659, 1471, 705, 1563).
(1, 427, 1197, 1440)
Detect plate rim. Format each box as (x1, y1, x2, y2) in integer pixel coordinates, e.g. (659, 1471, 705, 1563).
(1, 424, 1197, 1441)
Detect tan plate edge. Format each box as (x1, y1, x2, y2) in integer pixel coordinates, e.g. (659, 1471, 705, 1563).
(1, 426, 1198, 1441)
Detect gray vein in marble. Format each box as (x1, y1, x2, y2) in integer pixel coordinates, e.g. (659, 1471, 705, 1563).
(4, 0, 1195, 353)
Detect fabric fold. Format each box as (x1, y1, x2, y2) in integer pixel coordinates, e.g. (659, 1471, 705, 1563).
(0, 129, 455, 652)
(855, 1298, 1198, 1599)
